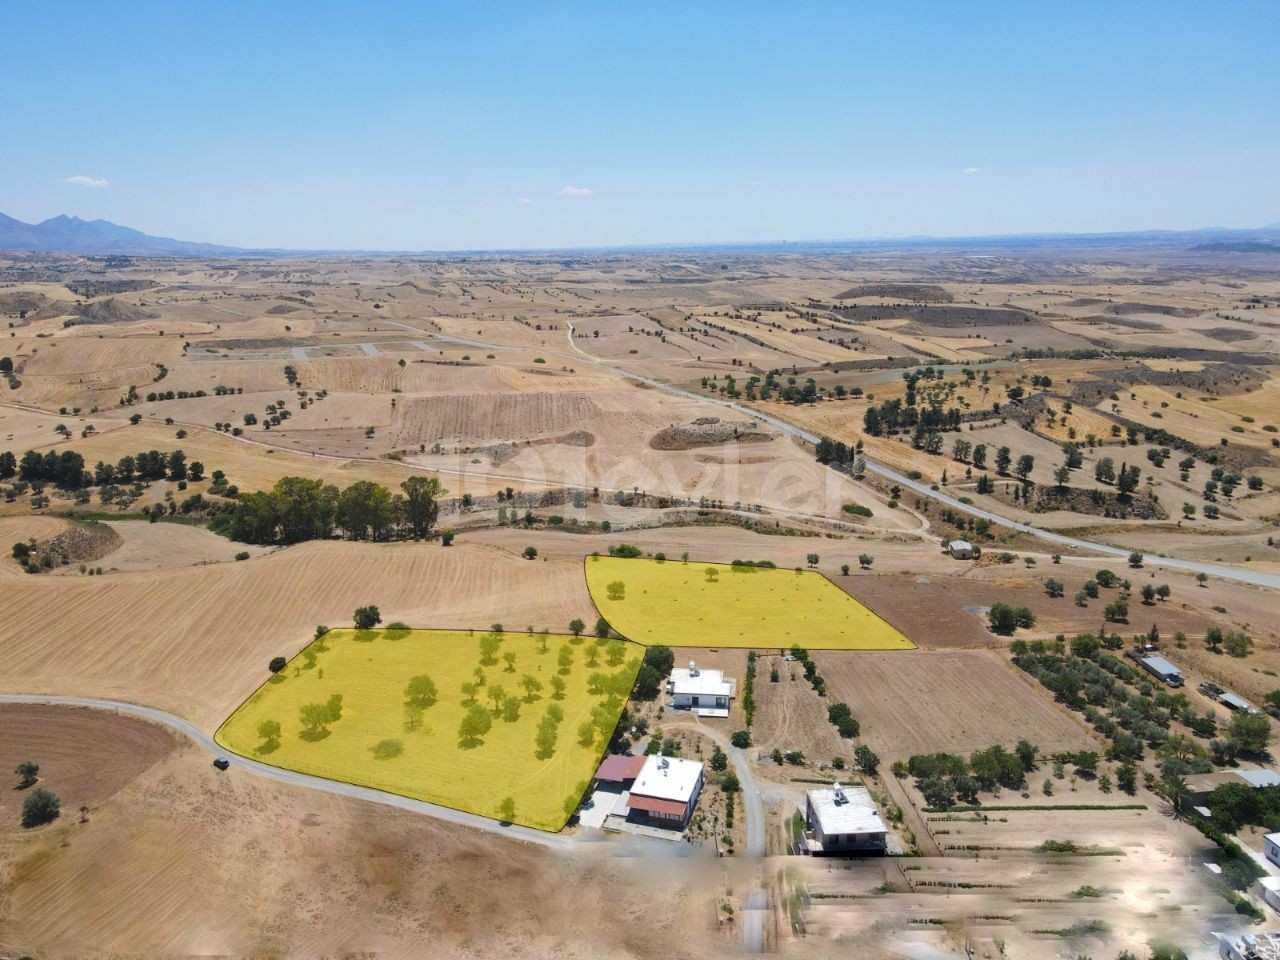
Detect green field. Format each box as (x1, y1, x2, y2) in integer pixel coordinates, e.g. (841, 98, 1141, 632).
(586, 557, 915, 651)
(216, 628, 640, 831)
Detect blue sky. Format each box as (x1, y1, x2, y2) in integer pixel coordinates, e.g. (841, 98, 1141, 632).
(3, 2, 1277, 250)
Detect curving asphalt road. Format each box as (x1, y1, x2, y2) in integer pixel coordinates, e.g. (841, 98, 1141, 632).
(539, 321, 1280, 591)
(0, 693, 574, 851)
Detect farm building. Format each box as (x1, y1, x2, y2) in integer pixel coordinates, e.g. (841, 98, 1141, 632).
(592, 753, 647, 787)
(1216, 930, 1280, 960)
(1261, 876, 1280, 912)
(800, 783, 887, 856)
(1264, 832, 1280, 870)
(1219, 691, 1256, 712)
(667, 661, 736, 718)
(1139, 655, 1184, 688)
(624, 754, 704, 830)
(1189, 768, 1280, 808)
(947, 539, 975, 559)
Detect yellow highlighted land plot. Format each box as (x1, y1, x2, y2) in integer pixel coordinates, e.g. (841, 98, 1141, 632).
(586, 557, 916, 651)
(216, 628, 641, 831)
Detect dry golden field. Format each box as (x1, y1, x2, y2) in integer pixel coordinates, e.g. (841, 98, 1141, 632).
(2, 247, 1278, 959)
(0, 533, 594, 728)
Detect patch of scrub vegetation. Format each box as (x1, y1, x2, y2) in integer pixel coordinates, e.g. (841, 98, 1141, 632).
(586, 556, 914, 651)
(216, 626, 641, 831)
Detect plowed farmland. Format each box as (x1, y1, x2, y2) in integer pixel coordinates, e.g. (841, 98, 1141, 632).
(0, 542, 594, 729)
(0, 704, 177, 835)
(814, 650, 1097, 759)
(392, 392, 603, 444)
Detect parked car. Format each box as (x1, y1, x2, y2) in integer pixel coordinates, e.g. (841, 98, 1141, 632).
(213, 757, 230, 771)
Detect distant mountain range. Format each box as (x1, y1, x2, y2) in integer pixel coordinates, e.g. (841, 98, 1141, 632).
(0, 212, 240, 257)
(1, 211, 1279, 258)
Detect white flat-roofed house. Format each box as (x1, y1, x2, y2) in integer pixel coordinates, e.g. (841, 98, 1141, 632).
(624, 753, 704, 830)
(802, 783, 888, 855)
(948, 539, 975, 559)
(1261, 876, 1280, 912)
(668, 661, 737, 718)
(1265, 831, 1280, 869)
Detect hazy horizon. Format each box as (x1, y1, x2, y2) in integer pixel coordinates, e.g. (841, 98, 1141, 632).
(4, 1, 1278, 251)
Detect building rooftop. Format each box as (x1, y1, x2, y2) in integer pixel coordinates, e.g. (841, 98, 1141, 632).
(1239, 769, 1280, 788)
(1190, 768, 1280, 795)
(1220, 691, 1255, 711)
(807, 784, 887, 835)
(630, 754, 703, 804)
(1140, 655, 1182, 676)
(669, 663, 736, 698)
(1216, 930, 1280, 960)
(594, 754, 648, 783)
(948, 539, 973, 551)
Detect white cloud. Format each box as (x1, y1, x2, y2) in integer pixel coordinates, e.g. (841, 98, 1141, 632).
(559, 185, 592, 196)
(517, 197, 535, 205)
(962, 167, 980, 175)
(61, 175, 109, 188)
(751, 179, 764, 187)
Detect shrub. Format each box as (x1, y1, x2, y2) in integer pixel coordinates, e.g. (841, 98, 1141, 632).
(730, 730, 751, 749)
(234, 551, 250, 561)
(21, 788, 60, 827)
(268, 656, 288, 674)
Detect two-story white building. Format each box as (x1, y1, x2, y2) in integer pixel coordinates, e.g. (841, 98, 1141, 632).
(624, 753, 705, 830)
(668, 661, 736, 718)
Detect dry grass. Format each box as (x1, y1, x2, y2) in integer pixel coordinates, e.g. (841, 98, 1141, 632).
(0, 541, 594, 728)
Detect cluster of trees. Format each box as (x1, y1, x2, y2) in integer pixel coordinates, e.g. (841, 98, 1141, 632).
(1206, 782, 1280, 834)
(862, 398, 963, 438)
(1011, 636, 1260, 766)
(987, 602, 1036, 634)
(299, 694, 344, 739)
(901, 741, 1039, 809)
(827, 702, 859, 738)
(633, 644, 673, 700)
(814, 437, 863, 469)
(211, 475, 444, 544)
(0, 446, 204, 490)
(1093, 458, 1143, 495)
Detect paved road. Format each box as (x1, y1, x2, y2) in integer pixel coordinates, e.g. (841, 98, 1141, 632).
(478, 318, 1279, 592)
(0, 694, 574, 852)
(661, 720, 766, 858)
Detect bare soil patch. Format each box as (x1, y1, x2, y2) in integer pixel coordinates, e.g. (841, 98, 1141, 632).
(0, 704, 177, 834)
(831, 573, 1009, 648)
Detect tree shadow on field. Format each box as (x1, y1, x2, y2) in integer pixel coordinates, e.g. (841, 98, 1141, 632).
(255, 740, 281, 756)
(298, 728, 331, 742)
(457, 735, 484, 750)
(352, 630, 378, 644)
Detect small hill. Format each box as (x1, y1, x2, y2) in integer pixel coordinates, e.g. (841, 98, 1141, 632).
(69, 297, 160, 325)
